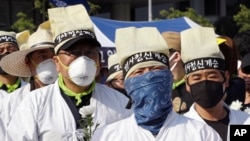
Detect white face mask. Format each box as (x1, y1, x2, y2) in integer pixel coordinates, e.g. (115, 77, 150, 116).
(36, 59, 58, 84)
(68, 56, 97, 86)
(169, 52, 178, 71)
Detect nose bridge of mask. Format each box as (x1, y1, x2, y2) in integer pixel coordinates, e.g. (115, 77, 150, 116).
(81, 55, 98, 67)
(56, 56, 69, 70)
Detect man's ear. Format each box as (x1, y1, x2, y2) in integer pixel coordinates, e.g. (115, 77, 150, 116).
(53, 56, 58, 63)
(170, 52, 181, 63)
(95, 60, 101, 77)
(224, 70, 230, 87)
(24, 57, 30, 67)
(184, 75, 191, 93)
(175, 52, 181, 62)
(53, 56, 60, 72)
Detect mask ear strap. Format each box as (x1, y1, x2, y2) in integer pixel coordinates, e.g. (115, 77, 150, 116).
(27, 55, 38, 67)
(170, 62, 178, 71)
(186, 75, 191, 86)
(220, 71, 228, 94)
(169, 52, 177, 62)
(56, 56, 69, 70)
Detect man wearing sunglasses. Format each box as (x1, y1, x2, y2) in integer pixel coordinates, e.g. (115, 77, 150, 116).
(238, 53, 250, 111)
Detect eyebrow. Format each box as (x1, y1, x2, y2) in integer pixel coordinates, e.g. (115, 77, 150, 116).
(190, 70, 219, 76)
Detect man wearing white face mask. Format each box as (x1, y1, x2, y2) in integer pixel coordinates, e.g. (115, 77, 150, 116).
(0, 21, 57, 132)
(6, 4, 132, 141)
(162, 31, 194, 114)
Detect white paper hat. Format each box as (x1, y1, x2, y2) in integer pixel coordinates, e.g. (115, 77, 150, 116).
(180, 27, 225, 75)
(48, 4, 101, 54)
(162, 31, 181, 52)
(115, 27, 169, 79)
(0, 31, 18, 46)
(106, 53, 122, 82)
(16, 30, 30, 50)
(0, 21, 55, 77)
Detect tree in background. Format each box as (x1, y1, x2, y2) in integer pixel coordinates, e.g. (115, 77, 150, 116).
(158, 5, 250, 38)
(11, 0, 100, 33)
(11, 12, 36, 33)
(11, 0, 51, 33)
(158, 7, 213, 27)
(233, 4, 250, 33)
(214, 16, 238, 39)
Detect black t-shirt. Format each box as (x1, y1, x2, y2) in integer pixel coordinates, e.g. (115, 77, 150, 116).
(203, 108, 230, 141)
(60, 88, 92, 129)
(241, 103, 250, 111)
(225, 77, 246, 105)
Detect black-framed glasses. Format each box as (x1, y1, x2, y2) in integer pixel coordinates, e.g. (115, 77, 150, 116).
(242, 66, 250, 74)
(58, 49, 98, 57)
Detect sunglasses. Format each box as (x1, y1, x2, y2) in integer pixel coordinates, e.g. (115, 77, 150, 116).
(242, 66, 250, 74)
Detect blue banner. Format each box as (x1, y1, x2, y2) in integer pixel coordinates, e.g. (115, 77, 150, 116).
(49, 0, 90, 11)
(99, 47, 116, 68)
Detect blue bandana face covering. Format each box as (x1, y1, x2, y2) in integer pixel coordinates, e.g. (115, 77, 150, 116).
(124, 69, 173, 135)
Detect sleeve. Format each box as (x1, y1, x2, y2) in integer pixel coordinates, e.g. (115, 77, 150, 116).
(5, 93, 39, 141)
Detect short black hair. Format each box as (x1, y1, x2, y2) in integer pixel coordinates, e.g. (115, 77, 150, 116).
(233, 30, 250, 59)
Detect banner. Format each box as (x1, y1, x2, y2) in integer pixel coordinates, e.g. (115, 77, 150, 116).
(99, 47, 116, 68)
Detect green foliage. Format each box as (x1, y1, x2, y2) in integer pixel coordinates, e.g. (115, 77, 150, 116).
(88, 2, 101, 15)
(159, 7, 213, 27)
(11, 0, 52, 33)
(233, 4, 250, 32)
(11, 0, 100, 33)
(34, 0, 53, 19)
(11, 12, 36, 33)
(78, 115, 94, 141)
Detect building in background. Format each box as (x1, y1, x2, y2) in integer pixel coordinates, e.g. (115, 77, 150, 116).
(0, 0, 248, 31)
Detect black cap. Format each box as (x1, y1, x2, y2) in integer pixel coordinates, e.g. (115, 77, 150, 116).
(241, 53, 250, 74)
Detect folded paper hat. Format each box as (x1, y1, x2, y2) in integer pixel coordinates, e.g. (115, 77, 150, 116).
(0, 21, 55, 77)
(48, 4, 101, 54)
(106, 53, 122, 82)
(217, 38, 227, 45)
(16, 30, 30, 50)
(0, 31, 18, 46)
(180, 27, 225, 75)
(115, 27, 170, 79)
(162, 31, 181, 52)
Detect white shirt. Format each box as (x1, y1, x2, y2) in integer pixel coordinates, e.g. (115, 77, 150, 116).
(0, 78, 27, 98)
(1, 84, 31, 127)
(91, 111, 222, 141)
(0, 90, 7, 100)
(0, 79, 28, 140)
(6, 80, 132, 141)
